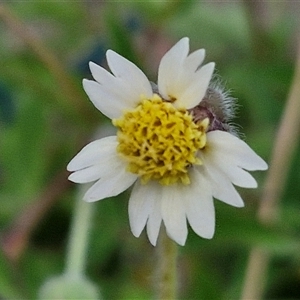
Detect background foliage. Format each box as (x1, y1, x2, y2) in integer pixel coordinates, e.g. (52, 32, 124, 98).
(0, 2, 300, 299)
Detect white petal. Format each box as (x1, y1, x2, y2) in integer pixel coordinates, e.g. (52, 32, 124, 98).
(159, 49, 205, 101)
(175, 62, 215, 109)
(67, 136, 117, 172)
(183, 49, 205, 73)
(158, 37, 189, 100)
(200, 164, 244, 207)
(89, 61, 119, 86)
(202, 131, 266, 188)
(83, 79, 126, 119)
(161, 184, 188, 246)
(207, 131, 268, 171)
(83, 168, 138, 202)
(157, 38, 215, 110)
(68, 164, 103, 183)
(185, 168, 215, 239)
(147, 215, 162, 246)
(128, 180, 159, 238)
(106, 50, 153, 99)
(146, 182, 163, 246)
(68, 150, 127, 184)
(89, 62, 143, 111)
(205, 153, 258, 188)
(222, 165, 257, 188)
(130, 180, 164, 246)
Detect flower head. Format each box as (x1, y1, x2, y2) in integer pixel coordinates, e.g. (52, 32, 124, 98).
(67, 38, 268, 246)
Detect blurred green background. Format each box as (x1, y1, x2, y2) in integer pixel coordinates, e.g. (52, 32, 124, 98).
(0, 1, 300, 299)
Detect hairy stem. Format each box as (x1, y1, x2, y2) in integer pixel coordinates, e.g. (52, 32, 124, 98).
(65, 187, 93, 277)
(156, 227, 178, 300)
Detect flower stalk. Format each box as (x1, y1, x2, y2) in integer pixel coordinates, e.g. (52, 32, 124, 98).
(65, 187, 93, 277)
(38, 185, 100, 299)
(156, 227, 178, 300)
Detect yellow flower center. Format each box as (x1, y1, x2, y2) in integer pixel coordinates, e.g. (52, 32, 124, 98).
(113, 94, 208, 185)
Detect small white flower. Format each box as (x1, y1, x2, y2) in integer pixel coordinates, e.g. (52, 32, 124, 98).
(67, 38, 268, 246)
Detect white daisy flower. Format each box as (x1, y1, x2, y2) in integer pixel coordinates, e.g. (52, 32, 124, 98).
(67, 37, 268, 246)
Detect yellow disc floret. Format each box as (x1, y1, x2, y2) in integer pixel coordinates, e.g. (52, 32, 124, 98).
(113, 94, 208, 185)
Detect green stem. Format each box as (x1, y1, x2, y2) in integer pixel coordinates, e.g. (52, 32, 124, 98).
(156, 227, 178, 300)
(65, 187, 93, 277)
